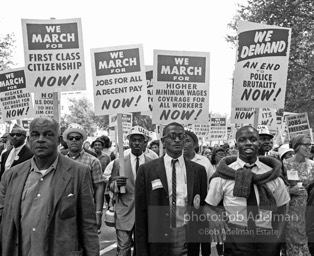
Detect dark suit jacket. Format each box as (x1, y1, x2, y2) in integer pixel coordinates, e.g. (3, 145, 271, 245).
(109, 154, 153, 231)
(135, 156, 208, 256)
(0, 145, 33, 180)
(0, 154, 99, 256)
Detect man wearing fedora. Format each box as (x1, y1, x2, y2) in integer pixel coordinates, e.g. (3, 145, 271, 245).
(109, 125, 154, 256)
(0, 124, 33, 180)
(63, 123, 104, 231)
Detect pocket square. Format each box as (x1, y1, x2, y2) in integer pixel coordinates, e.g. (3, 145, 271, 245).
(67, 193, 74, 197)
(151, 179, 163, 190)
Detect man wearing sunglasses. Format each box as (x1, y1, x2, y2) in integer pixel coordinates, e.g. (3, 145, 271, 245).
(135, 122, 208, 256)
(63, 123, 104, 232)
(0, 124, 33, 180)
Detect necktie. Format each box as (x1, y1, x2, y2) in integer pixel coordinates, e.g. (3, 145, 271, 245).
(245, 164, 258, 231)
(136, 156, 139, 173)
(171, 159, 178, 228)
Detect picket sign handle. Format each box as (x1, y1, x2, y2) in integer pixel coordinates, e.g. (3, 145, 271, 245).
(117, 113, 126, 194)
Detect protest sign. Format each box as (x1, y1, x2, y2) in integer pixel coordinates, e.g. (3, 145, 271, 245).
(232, 20, 291, 108)
(152, 50, 210, 124)
(33, 92, 59, 118)
(192, 114, 211, 138)
(227, 124, 236, 142)
(109, 113, 132, 143)
(258, 108, 277, 131)
(231, 107, 255, 125)
(91, 44, 148, 115)
(21, 119, 33, 132)
(286, 112, 311, 139)
(209, 117, 227, 140)
(0, 68, 34, 121)
(141, 66, 153, 116)
(22, 18, 86, 93)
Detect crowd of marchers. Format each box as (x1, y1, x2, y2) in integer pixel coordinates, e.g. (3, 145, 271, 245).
(0, 117, 313, 256)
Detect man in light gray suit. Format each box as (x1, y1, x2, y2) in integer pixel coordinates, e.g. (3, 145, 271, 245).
(109, 126, 154, 256)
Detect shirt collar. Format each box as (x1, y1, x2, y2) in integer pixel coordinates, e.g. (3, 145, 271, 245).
(30, 153, 60, 174)
(236, 157, 262, 169)
(191, 153, 201, 161)
(164, 153, 184, 167)
(14, 142, 25, 152)
(130, 152, 144, 161)
(67, 148, 85, 160)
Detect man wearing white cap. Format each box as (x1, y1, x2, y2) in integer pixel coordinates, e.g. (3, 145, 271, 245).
(0, 124, 33, 180)
(63, 123, 104, 231)
(258, 126, 274, 157)
(109, 125, 154, 256)
(123, 126, 158, 159)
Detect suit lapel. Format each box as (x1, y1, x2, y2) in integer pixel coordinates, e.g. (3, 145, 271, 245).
(11, 162, 32, 230)
(125, 155, 134, 185)
(185, 159, 194, 206)
(47, 156, 72, 227)
(156, 157, 168, 195)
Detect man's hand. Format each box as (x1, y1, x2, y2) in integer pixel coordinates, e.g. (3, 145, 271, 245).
(204, 204, 230, 244)
(208, 214, 229, 244)
(116, 176, 127, 187)
(289, 184, 305, 196)
(96, 212, 102, 230)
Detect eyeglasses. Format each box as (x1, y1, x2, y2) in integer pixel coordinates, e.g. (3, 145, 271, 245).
(10, 133, 24, 137)
(301, 143, 312, 148)
(163, 133, 187, 141)
(67, 136, 82, 141)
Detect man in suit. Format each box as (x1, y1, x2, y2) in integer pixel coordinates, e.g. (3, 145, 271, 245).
(0, 124, 33, 180)
(110, 126, 154, 256)
(0, 116, 99, 256)
(135, 122, 208, 256)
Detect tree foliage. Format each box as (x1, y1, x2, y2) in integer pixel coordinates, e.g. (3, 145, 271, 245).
(61, 97, 109, 136)
(227, 0, 314, 127)
(0, 33, 16, 71)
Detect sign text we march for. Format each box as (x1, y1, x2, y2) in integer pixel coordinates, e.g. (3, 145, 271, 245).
(232, 21, 291, 109)
(91, 44, 148, 115)
(153, 50, 210, 124)
(22, 18, 86, 93)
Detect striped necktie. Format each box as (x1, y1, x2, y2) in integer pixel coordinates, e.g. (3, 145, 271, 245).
(171, 159, 178, 228)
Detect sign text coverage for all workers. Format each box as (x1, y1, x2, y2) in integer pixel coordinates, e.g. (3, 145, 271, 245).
(153, 50, 210, 124)
(232, 21, 291, 108)
(21, 18, 86, 93)
(0, 68, 34, 121)
(91, 44, 148, 115)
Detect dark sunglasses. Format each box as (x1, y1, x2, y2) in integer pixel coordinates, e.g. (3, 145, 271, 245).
(67, 136, 82, 141)
(10, 133, 24, 137)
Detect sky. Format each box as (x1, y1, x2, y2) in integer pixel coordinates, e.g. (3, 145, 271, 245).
(0, 0, 247, 117)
